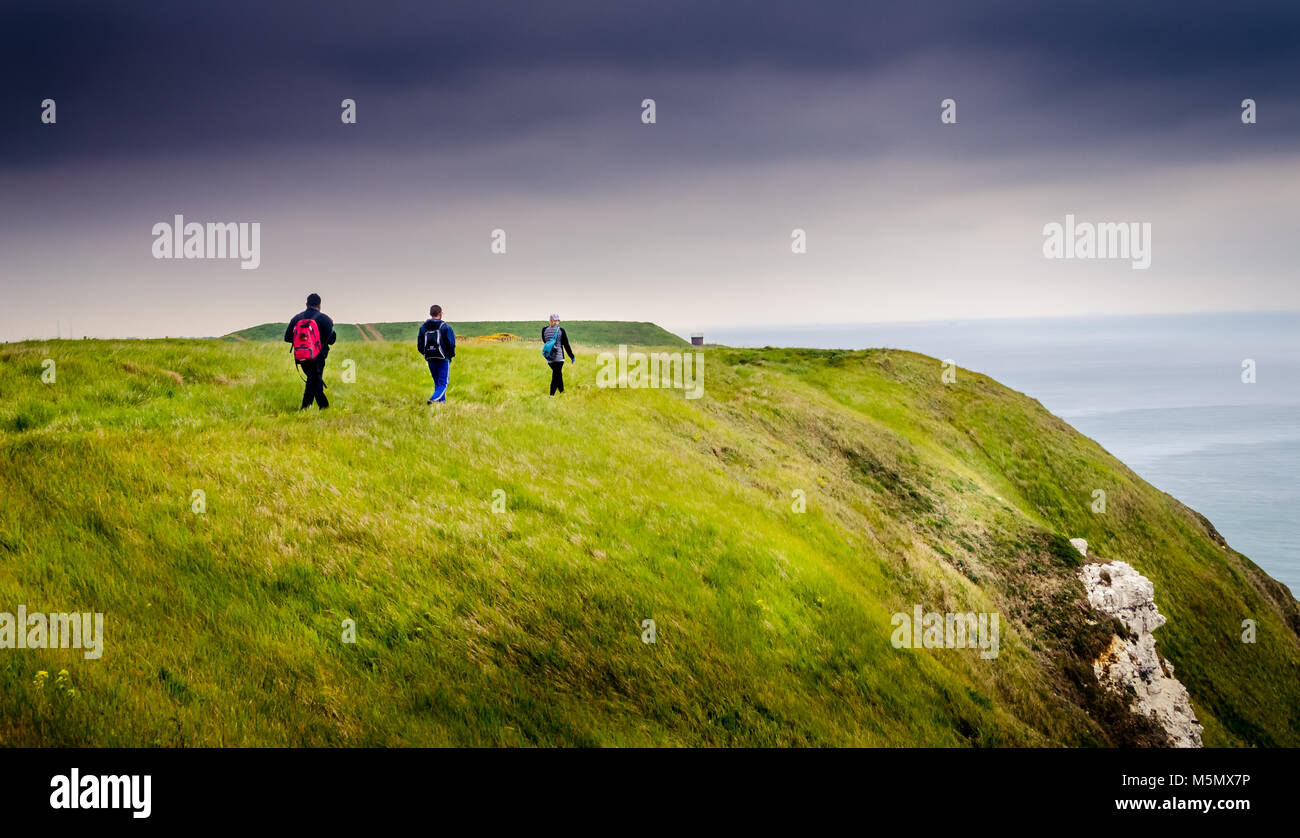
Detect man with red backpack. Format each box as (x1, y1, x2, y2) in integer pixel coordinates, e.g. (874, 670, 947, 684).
(283, 293, 337, 410)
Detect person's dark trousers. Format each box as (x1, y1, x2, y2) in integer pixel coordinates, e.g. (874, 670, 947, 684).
(548, 361, 565, 395)
(427, 358, 450, 402)
(300, 358, 329, 409)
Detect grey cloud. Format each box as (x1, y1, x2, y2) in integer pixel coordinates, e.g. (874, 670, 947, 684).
(2, 0, 1297, 171)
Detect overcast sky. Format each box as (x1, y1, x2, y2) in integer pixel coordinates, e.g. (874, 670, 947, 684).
(2, 0, 1298, 340)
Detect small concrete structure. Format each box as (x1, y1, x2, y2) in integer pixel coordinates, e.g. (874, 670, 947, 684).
(690, 334, 704, 346)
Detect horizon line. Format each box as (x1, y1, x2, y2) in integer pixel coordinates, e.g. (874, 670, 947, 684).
(5, 308, 1297, 344)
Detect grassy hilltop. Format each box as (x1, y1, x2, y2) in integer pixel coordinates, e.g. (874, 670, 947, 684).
(1, 335, 1298, 746)
(224, 320, 686, 346)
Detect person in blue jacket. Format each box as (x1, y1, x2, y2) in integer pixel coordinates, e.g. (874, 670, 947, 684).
(416, 305, 456, 403)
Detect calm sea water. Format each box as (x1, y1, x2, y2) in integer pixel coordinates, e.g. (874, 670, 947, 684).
(705, 313, 1300, 596)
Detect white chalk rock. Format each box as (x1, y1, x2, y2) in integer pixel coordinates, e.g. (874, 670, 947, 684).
(1070, 538, 1088, 557)
(1079, 561, 1204, 748)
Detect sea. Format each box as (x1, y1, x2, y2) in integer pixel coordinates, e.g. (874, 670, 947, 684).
(703, 313, 1300, 597)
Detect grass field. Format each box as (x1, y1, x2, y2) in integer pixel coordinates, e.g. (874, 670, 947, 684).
(224, 320, 686, 346)
(1, 336, 1297, 746)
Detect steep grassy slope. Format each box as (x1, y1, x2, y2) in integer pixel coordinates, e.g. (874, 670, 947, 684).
(224, 320, 685, 346)
(0, 338, 1296, 746)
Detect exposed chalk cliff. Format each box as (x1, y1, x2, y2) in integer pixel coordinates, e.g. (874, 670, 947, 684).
(1079, 560, 1204, 748)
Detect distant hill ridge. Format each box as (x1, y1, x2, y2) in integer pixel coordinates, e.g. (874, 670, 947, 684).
(224, 320, 687, 346)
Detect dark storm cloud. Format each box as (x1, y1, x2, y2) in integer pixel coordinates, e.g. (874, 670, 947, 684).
(2, 0, 1298, 171)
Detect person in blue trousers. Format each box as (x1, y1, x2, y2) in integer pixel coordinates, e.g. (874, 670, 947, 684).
(416, 304, 455, 403)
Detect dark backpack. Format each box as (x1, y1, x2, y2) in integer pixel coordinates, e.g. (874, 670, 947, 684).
(419, 321, 448, 360)
(291, 317, 323, 363)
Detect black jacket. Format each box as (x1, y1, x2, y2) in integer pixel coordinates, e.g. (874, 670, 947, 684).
(284, 308, 337, 359)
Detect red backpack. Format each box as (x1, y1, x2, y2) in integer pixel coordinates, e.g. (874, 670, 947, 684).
(291, 317, 323, 362)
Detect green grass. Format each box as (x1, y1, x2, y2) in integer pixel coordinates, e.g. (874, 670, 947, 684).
(0, 338, 1297, 746)
(224, 320, 686, 346)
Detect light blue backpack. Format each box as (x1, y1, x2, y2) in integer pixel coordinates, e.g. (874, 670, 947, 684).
(542, 326, 561, 360)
